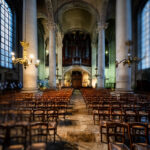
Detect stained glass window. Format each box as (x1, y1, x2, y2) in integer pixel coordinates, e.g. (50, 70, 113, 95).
(0, 0, 15, 69)
(140, 0, 150, 69)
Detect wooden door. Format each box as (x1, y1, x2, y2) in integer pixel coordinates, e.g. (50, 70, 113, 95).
(72, 71, 82, 89)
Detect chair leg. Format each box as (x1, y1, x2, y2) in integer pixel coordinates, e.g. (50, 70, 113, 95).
(54, 129, 57, 143)
(93, 114, 95, 125)
(100, 126, 103, 143)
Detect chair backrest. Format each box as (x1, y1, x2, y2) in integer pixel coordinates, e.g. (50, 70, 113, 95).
(0, 125, 6, 149)
(29, 122, 48, 144)
(128, 122, 149, 150)
(32, 109, 45, 122)
(110, 107, 123, 122)
(46, 109, 58, 122)
(9, 124, 27, 148)
(99, 107, 111, 121)
(106, 122, 128, 144)
(124, 108, 137, 122)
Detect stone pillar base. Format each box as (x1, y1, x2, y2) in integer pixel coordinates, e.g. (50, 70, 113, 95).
(96, 87, 105, 90)
(21, 87, 39, 93)
(111, 89, 133, 96)
(115, 88, 133, 93)
(49, 87, 57, 90)
(110, 89, 134, 99)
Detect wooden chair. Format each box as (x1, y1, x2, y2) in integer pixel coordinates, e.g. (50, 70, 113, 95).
(137, 110, 149, 123)
(106, 122, 129, 150)
(132, 143, 150, 150)
(57, 101, 67, 119)
(99, 107, 111, 143)
(109, 143, 130, 150)
(7, 124, 28, 150)
(124, 108, 137, 123)
(17, 109, 32, 122)
(0, 125, 6, 150)
(32, 109, 45, 122)
(110, 107, 124, 122)
(29, 122, 48, 150)
(128, 122, 149, 150)
(46, 108, 58, 143)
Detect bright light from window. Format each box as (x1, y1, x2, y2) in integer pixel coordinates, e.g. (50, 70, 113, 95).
(141, 0, 150, 69)
(0, 0, 13, 68)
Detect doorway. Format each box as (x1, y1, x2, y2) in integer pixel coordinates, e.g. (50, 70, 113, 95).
(72, 71, 82, 89)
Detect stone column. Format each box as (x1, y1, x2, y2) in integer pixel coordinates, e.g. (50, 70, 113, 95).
(57, 32, 63, 87)
(97, 23, 107, 88)
(91, 42, 97, 88)
(38, 22, 45, 81)
(116, 0, 132, 91)
(23, 0, 38, 91)
(48, 24, 56, 88)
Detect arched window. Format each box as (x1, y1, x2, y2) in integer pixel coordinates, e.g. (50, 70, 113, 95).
(0, 0, 14, 68)
(139, 0, 150, 69)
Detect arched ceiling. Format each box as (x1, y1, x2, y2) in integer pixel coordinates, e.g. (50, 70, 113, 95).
(59, 8, 95, 33)
(37, 0, 109, 35)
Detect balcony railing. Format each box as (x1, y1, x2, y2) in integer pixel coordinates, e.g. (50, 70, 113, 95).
(63, 57, 91, 66)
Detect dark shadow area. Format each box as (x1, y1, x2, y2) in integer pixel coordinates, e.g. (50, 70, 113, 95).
(66, 112, 73, 115)
(46, 141, 78, 150)
(58, 119, 77, 126)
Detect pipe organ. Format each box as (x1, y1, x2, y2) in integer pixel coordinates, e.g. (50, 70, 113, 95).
(63, 31, 91, 66)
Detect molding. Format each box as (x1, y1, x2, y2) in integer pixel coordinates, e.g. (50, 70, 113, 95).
(97, 22, 108, 32)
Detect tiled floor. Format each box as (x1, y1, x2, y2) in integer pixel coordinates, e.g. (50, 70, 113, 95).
(47, 90, 107, 150)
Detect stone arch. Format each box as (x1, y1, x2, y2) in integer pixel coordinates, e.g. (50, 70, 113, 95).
(63, 66, 91, 77)
(63, 66, 92, 87)
(55, 1, 100, 21)
(55, 1, 99, 33)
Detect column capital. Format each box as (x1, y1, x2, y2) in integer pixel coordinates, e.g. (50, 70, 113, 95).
(97, 22, 108, 32)
(47, 22, 57, 31)
(91, 42, 97, 47)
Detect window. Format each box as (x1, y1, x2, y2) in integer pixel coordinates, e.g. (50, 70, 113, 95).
(0, 0, 14, 69)
(140, 0, 150, 69)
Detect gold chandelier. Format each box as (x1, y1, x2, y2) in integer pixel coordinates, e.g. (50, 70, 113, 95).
(11, 41, 40, 69)
(116, 40, 140, 67)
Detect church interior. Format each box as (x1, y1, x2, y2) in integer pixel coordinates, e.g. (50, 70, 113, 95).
(0, 0, 150, 149)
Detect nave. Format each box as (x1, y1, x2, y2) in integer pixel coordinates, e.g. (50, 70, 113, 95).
(0, 89, 106, 150)
(56, 90, 105, 150)
(0, 88, 150, 150)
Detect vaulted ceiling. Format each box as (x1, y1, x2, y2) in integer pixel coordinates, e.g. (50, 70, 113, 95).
(37, 0, 109, 34)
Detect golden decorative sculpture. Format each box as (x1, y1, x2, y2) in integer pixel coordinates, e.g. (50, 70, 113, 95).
(11, 41, 40, 69)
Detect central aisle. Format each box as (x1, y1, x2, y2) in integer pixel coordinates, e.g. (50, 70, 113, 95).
(56, 90, 107, 150)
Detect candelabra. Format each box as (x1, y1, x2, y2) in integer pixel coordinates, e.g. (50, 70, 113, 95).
(116, 40, 140, 67)
(95, 67, 100, 78)
(11, 41, 40, 69)
(56, 67, 62, 79)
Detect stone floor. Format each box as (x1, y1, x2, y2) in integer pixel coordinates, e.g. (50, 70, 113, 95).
(47, 90, 107, 150)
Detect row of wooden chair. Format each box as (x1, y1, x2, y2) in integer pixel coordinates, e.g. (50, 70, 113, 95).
(0, 121, 56, 150)
(106, 122, 149, 150)
(93, 106, 150, 124)
(0, 88, 73, 149)
(81, 88, 150, 150)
